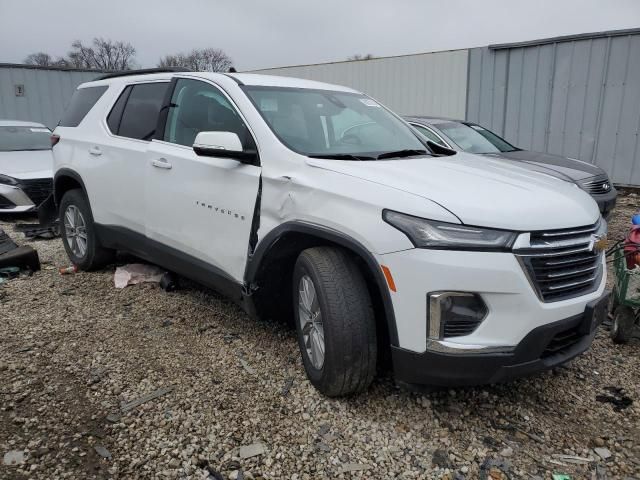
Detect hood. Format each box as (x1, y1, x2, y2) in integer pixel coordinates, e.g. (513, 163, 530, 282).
(486, 150, 604, 181)
(0, 150, 53, 180)
(306, 152, 600, 231)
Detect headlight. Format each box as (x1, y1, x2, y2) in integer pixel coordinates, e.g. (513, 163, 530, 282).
(383, 210, 517, 250)
(0, 174, 18, 186)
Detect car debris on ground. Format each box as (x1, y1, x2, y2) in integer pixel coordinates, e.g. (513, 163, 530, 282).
(114, 263, 167, 289)
(0, 226, 40, 274)
(119, 386, 174, 413)
(13, 220, 59, 239)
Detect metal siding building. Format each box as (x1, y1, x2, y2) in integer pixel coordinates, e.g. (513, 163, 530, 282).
(252, 49, 469, 119)
(466, 29, 640, 185)
(0, 64, 103, 129)
(1, 28, 638, 184)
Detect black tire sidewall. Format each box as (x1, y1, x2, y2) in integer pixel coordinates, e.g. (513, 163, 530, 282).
(611, 306, 635, 344)
(292, 257, 327, 386)
(59, 190, 99, 270)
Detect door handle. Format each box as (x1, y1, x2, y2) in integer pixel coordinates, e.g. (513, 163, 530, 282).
(88, 146, 102, 156)
(151, 158, 172, 169)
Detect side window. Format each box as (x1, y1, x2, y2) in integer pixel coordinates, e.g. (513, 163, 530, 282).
(106, 86, 132, 134)
(412, 124, 446, 146)
(164, 78, 253, 149)
(117, 82, 169, 140)
(59, 86, 108, 127)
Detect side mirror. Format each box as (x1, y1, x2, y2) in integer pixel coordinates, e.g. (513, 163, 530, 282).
(426, 140, 456, 156)
(193, 131, 258, 164)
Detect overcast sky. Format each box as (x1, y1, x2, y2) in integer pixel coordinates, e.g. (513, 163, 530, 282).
(1, 0, 638, 71)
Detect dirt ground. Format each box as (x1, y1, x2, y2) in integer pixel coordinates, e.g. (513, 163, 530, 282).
(1, 192, 639, 480)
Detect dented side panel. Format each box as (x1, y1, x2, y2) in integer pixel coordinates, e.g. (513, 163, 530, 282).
(256, 151, 459, 257)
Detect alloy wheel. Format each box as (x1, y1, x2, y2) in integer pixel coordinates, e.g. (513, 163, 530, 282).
(63, 205, 88, 258)
(298, 275, 325, 369)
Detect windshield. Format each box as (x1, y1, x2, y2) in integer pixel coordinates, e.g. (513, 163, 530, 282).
(243, 86, 427, 159)
(0, 126, 51, 152)
(437, 122, 517, 154)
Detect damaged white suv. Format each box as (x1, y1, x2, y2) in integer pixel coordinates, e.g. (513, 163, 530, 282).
(52, 69, 609, 396)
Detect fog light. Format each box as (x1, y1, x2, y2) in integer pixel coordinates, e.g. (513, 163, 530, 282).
(427, 292, 487, 339)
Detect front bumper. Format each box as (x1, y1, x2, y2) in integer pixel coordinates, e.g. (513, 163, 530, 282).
(592, 187, 617, 219)
(0, 184, 36, 212)
(0, 179, 52, 213)
(379, 246, 607, 353)
(392, 291, 609, 387)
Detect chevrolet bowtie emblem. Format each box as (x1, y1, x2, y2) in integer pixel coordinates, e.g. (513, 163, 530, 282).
(591, 235, 608, 253)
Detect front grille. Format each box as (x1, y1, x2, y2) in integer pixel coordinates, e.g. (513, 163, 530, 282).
(580, 174, 612, 195)
(542, 325, 582, 358)
(18, 178, 52, 207)
(515, 222, 604, 302)
(0, 194, 16, 209)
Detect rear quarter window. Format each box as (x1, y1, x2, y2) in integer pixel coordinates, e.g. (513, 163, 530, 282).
(115, 82, 169, 141)
(59, 86, 108, 127)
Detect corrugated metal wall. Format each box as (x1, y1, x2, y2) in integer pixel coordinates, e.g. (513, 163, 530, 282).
(0, 66, 102, 129)
(251, 49, 469, 119)
(467, 31, 640, 185)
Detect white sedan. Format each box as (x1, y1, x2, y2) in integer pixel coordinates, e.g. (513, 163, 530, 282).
(0, 120, 53, 212)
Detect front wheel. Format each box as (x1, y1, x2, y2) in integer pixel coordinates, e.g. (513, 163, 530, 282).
(293, 247, 377, 397)
(610, 305, 636, 344)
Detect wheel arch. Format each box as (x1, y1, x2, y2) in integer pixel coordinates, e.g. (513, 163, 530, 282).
(245, 221, 399, 347)
(53, 169, 89, 207)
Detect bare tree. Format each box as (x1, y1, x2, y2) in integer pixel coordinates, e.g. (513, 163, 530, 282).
(158, 48, 233, 72)
(64, 38, 137, 70)
(23, 52, 55, 67)
(347, 53, 375, 61)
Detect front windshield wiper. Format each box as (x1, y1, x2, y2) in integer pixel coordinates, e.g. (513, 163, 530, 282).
(308, 153, 376, 161)
(376, 149, 428, 160)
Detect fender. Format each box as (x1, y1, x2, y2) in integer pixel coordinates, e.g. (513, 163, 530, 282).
(53, 168, 90, 206)
(245, 221, 399, 346)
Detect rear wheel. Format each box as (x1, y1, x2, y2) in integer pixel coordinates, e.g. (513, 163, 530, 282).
(59, 189, 114, 270)
(610, 305, 636, 344)
(293, 247, 377, 397)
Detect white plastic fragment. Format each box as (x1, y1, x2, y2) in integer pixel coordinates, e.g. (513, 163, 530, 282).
(3, 450, 25, 466)
(114, 263, 166, 289)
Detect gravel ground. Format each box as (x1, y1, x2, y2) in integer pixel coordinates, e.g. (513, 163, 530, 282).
(1, 194, 640, 480)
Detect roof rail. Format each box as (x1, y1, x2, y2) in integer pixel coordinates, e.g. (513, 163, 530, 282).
(95, 67, 193, 81)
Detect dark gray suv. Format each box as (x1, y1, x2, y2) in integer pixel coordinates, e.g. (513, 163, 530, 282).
(406, 116, 617, 218)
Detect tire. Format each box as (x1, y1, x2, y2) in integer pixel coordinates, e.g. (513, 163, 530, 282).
(608, 291, 618, 316)
(293, 246, 377, 397)
(610, 305, 636, 344)
(59, 189, 114, 270)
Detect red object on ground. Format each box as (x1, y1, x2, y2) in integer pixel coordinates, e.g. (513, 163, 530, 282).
(624, 226, 640, 269)
(58, 265, 78, 275)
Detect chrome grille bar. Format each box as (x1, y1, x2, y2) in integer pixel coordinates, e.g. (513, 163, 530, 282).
(514, 221, 604, 302)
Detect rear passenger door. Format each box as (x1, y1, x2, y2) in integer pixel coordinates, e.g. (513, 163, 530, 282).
(95, 81, 169, 233)
(144, 77, 261, 282)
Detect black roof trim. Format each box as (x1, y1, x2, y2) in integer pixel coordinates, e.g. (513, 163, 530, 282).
(489, 27, 640, 50)
(0, 62, 110, 74)
(95, 67, 192, 81)
(404, 115, 464, 123)
(223, 73, 244, 86)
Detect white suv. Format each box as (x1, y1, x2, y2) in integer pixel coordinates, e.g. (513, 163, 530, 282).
(52, 69, 609, 396)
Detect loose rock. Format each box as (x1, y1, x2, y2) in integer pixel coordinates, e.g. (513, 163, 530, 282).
(594, 447, 612, 460)
(239, 442, 266, 459)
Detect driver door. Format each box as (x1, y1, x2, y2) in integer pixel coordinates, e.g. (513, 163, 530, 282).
(144, 78, 261, 282)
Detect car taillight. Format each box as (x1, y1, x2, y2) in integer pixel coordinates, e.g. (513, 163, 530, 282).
(50, 134, 60, 147)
